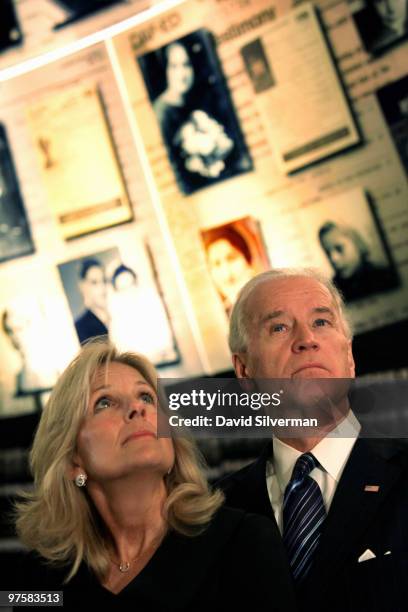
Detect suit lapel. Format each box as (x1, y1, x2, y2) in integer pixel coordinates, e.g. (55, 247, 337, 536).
(303, 438, 403, 598)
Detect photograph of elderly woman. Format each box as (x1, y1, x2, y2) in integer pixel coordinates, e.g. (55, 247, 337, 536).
(352, 0, 408, 54)
(137, 29, 253, 195)
(201, 217, 270, 317)
(4, 339, 296, 611)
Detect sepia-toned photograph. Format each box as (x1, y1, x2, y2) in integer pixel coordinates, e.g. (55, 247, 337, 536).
(58, 246, 179, 367)
(377, 74, 408, 173)
(137, 29, 253, 195)
(299, 188, 400, 302)
(352, 0, 408, 54)
(26, 84, 133, 240)
(0, 124, 34, 264)
(201, 217, 270, 317)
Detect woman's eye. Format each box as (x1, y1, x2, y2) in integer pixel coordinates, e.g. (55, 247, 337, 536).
(94, 397, 113, 411)
(140, 392, 155, 405)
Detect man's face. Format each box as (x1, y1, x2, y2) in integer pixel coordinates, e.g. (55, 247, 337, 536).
(233, 276, 355, 381)
(80, 265, 107, 311)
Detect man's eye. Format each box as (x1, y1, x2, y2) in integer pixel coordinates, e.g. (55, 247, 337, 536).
(272, 323, 286, 333)
(94, 397, 113, 411)
(314, 318, 331, 327)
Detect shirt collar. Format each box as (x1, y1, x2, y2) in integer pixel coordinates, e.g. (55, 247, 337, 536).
(272, 411, 361, 490)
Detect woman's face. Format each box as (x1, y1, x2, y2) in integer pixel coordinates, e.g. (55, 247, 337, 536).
(74, 362, 174, 482)
(374, 0, 407, 33)
(207, 238, 253, 307)
(321, 228, 363, 279)
(166, 44, 194, 96)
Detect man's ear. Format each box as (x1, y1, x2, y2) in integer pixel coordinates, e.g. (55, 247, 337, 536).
(232, 353, 250, 378)
(347, 340, 355, 378)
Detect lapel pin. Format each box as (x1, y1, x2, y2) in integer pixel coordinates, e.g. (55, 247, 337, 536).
(364, 485, 380, 492)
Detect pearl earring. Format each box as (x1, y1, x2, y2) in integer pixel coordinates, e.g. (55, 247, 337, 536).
(75, 473, 87, 487)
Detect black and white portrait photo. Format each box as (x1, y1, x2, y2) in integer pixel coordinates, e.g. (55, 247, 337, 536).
(137, 29, 253, 195)
(352, 0, 408, 54)
(58, 246, 179, 367)
(0, 124, 34, 264)
(299, 188, 400, 302)
(377, 75, 408, 173)
(241, 38, 275, 94)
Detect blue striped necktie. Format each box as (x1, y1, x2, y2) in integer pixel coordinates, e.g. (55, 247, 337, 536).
(282, 452, 326, 583)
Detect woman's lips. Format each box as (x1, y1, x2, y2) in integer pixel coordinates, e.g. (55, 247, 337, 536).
(123, 431, 156, 445)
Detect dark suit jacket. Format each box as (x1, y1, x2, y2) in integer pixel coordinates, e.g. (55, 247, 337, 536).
(75, 309, 107, 344)
(219, 438, 408, 612)
(3, 506, 296, 612)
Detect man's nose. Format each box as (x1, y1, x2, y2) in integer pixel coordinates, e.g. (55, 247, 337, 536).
(292, 325, 319, 353)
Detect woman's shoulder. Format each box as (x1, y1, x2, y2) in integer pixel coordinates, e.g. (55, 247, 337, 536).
(2, 550, 67, 591)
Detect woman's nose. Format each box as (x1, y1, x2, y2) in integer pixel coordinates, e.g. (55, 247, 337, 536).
(125, 405, 146, 421)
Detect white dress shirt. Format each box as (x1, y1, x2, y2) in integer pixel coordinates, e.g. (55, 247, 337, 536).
(266, 411, 361, 533)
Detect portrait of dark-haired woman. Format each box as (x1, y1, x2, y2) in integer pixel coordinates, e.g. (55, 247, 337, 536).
(138, 29, 252, 195)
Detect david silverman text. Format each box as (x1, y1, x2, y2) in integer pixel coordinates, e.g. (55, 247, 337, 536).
(168, 415, 318, 427)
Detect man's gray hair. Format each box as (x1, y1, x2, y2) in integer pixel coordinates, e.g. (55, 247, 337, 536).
(228, 268, 352, 354)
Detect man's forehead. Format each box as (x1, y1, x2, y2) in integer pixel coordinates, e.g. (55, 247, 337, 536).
(250, 276, 333, 305)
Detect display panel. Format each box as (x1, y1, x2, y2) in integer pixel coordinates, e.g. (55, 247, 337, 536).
(241, 3, 361, 174)
(26, 83, 133, 240)
(138, 28, 253, 195)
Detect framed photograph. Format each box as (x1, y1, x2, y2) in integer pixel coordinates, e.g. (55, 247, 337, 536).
(201, 216, 270, 317)
(58, 245, 179, 367)
(53, 0, 125, 30)
(351, 0, 408, 55)
(0, 124, 34, 264)
(377, 75, 408, 173)
(298, 188, 400, 302)
(1, 296, 61, 401)
(0, 0, 22, 51)
(137, 29, 253, 195)
(26, 84, 132, 240)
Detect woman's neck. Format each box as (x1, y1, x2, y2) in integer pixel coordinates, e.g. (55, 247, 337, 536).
(88, 472, 167, 564)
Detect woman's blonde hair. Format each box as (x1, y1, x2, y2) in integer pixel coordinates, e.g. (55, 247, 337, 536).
(15, 338, 223, 582)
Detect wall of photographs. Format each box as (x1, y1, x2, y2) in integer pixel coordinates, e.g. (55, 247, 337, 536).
(0, 0, 407, 417)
